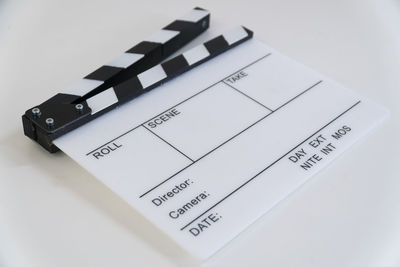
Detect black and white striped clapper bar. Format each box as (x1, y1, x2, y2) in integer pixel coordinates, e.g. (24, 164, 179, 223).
(22, 7, 254, 152)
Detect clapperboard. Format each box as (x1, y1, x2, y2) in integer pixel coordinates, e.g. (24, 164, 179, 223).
(22, 7, 388, 259)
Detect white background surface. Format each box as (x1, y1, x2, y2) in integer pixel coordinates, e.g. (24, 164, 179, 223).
(0, 0, 399, 266)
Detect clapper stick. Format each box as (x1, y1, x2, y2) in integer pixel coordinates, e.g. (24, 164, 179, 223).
(85, 26, 253, 113)
(22, 8, 253, 153)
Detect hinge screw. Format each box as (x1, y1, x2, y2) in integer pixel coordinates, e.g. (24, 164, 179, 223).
(45, 118, 54, 128)
(32, 107, 41, 118)
(75, 104, 84, 113)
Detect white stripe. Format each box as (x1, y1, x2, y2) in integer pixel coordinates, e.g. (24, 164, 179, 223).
(183, 44, 210, 65)
(105, 52, 144, 68)
(86, 88, 118, 114)
(222, 26, 248, 45)
(145, 29, 179, 44)
(179, 9, 209, 23)
(137, 65, 167, 88)
(64, 78, 103, 96)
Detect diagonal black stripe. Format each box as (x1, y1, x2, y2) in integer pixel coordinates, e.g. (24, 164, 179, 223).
(85, 65, 123, 81)
(114, 76, 143, 101)
(204, 36, 229, 54)
(161, 55, 189, 76)
(164, 20, 195, 32)
(126, 41, 162, 55)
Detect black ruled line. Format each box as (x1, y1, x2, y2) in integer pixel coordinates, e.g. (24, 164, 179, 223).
(222, 81, 273, 112)
(142, 125, 194, 163)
